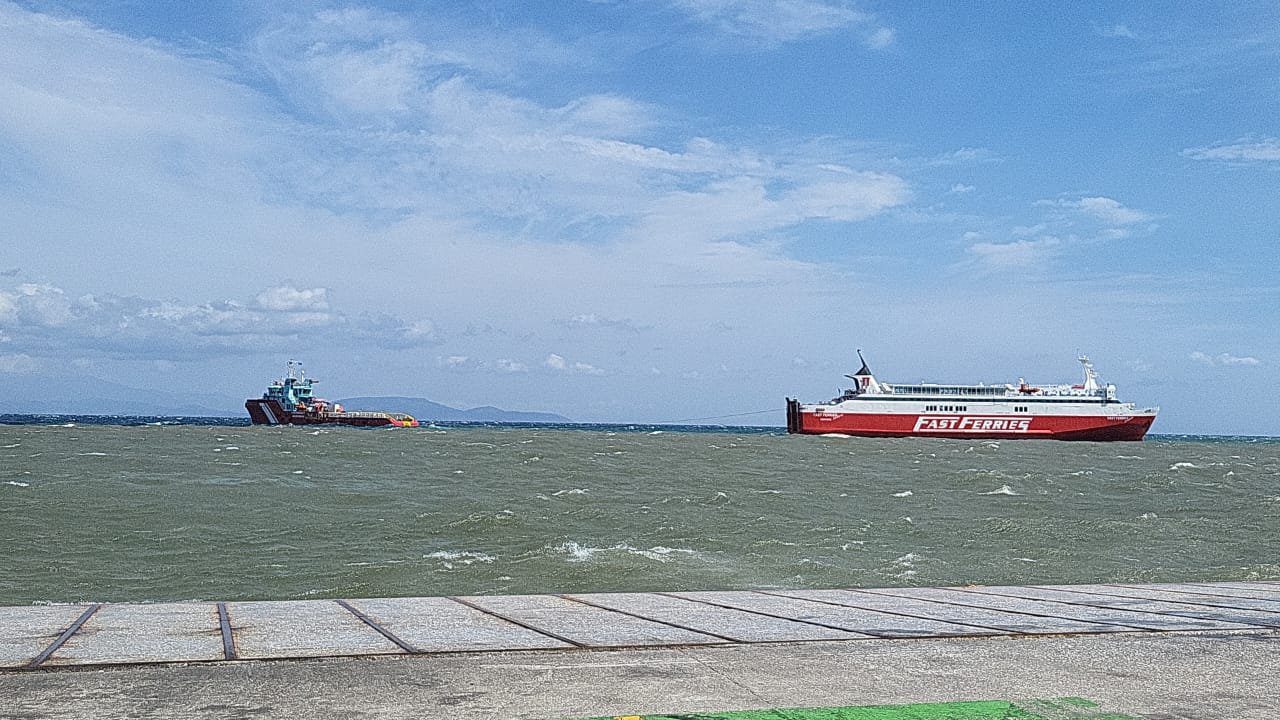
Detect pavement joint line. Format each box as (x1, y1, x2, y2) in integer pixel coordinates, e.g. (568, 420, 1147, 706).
(1100, 584, 1280, 612)
(334, 599, 419, 654)
(1183, 582, 1280, 599)
(558, 594, 742, 644)
(957, 586, 1278, 630)
(927, 587, 1167, 631)
(216, 602, 238, 660)
(849, 586, 1152, 630)
(447, 596, 588, 649)
(25, 604, 100, 670)
(656, 591, 885, 638)
(756, 589, 1016, 637)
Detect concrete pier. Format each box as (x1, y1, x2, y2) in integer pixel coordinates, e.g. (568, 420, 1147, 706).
(2, 581, 1278, 718)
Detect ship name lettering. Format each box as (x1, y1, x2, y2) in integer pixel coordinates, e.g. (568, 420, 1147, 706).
(914, 416, 1031, 433)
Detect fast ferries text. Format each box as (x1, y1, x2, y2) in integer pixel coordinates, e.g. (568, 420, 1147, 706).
(914, 416, 1031, 432)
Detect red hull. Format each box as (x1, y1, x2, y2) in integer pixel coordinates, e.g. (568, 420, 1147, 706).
(245, 399, 417, 427)
(787, 403, 1154, 441)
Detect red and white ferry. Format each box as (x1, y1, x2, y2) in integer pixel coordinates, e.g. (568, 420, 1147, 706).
(786, 352, 1157, 441)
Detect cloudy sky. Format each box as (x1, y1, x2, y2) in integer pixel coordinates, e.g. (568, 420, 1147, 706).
(1, 1, 1276, 432)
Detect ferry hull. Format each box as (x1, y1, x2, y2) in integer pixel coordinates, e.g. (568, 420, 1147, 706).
(245, 399, 417, 428)
(786, 400, 1154, 441)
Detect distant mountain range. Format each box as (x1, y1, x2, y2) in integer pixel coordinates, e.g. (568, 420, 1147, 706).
(338, 396, 572, 423)
(0, 372, 571, 422)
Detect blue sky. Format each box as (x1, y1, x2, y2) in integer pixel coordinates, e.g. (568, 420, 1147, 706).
(0, 0, 1277, 432)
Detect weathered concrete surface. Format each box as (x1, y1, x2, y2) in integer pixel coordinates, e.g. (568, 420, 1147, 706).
(456, 594, 723, 647)
(675, 590, 996, 638)
(0, 605, 88, 669)
(348, 597, 572, 653)
(47, 602, 223, 667)
(565, 592, 865, 642)
(774, 588, 1120, 635)
(3, 630, 1278, 719)
(980, 585, 1278, 629)
(228, 600, 402, 660)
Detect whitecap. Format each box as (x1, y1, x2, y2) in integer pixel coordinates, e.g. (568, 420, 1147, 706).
(551, 488, 588, 496)
(649, 431, 663, 435)
(224, 446, 240, 451)
(2, 443, 20, 448)
(77, 452, 110, 456)
(425, 550, 496, 569)
(980, 485, 1019, 496)
(555, 541, 599, 562)
(5, 481, 30, 487)
(892, 490, 913, 497)
(1169, 462, 1198, 470)
(60, 423, 75, 427)
(1140, 512, 1158, 519)
(820, 433, 851, 438)
(292, 470, 304, 475)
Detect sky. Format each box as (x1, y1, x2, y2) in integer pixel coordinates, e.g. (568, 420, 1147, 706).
(0, 1, 1277, 433)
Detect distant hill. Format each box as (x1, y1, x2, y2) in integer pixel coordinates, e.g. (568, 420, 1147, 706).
(0, 373, 241, 417)
(338, 396, 572, 423)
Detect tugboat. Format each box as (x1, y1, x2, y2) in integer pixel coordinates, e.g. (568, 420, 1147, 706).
(786, 352, 1157, 441)
(245, 361, 419, 427)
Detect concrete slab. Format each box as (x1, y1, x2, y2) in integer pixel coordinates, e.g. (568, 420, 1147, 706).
(687, 590, 1002, 638)
(944, 587, 1229, 631)
(348, 597, 572, 652)
(228, 600, 402, 660)
(46, 602, 223, 667)
(0, 605, 90, 668)
(1190, 582, 1280, 601)
(1100, 584, 1280, 613)
(566, 592, 863, 643)
(457, 594, 723, 647)
(983, 586, 1266, 629)
(792, 588, 1120, 635)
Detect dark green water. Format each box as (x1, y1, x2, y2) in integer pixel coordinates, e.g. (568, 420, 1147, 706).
(1, 424, 1277, 605)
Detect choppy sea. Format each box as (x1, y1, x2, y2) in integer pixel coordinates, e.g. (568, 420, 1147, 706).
(0, 416, 1276, 605)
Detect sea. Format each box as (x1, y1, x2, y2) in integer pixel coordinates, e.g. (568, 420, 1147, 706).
(1, 415, 1277, 606)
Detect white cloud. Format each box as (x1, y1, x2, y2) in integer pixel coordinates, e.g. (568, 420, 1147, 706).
(496, 359, 529, 373)
(563, 314, 647, 332)
(255, 286, 329, 312)
(949, 183, 975, 194)
(966, 237, 1060, 268)
(668, 0, 869, 44)
(0, 282, 440, 360)
(0, 353, 38, 374)
(1049, 196, 1152, 225)
(544, 353, 605, 375)
(1099, 24, 1138, 40)
(866, 27, 895, 49)
(1190, 351, 1261, 367)
(1182, 137, 1280, 162)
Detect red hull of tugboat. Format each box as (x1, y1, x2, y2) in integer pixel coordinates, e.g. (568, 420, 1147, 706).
(245, 399, 418, 427)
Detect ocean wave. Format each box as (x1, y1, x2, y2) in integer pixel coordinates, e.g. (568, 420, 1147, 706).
(551, 541, 697, 563)
(980, 484, 1019, 495)
(425, 550, 496, 569)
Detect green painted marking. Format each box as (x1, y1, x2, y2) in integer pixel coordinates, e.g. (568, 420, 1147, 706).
(581, 698, 1139, 720)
